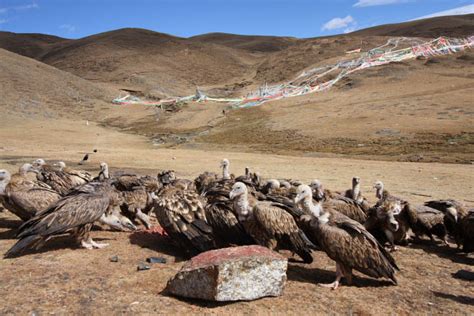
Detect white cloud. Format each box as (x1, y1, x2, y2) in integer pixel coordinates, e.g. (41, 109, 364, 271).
(60, 24, 77, 33)
(322, 15, 356, 31)
(15, 3, 39, 10)
(354, 0, 408, 7)
(0, 19, 7, 24)
(412, 4, 474, 20)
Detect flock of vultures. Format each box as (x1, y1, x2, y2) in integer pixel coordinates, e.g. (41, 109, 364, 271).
(0, 158, 473, 290)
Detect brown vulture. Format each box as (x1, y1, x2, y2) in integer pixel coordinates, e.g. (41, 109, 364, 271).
(33, 159, 90, 195)
(425, 199, 473, 252)
(309, 179, 367, 223)
(151, 186, 216, 257)
(229, 182, 315, 263)
(203, 180, 255, 247)
(343, 176, 370, 213)
(5, 182, 136, 257)
(365, 196, 417, 251)
(294, 185, 399, 289)
(0, 166, 61, 221)
(411, 205, 448, 244)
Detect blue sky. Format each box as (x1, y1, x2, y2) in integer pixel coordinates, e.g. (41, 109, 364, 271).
(0, 0, 473, 39)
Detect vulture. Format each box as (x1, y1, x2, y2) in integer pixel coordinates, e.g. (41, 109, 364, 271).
(309, 179, 367, 223)
(220, 158, 232, 180)
(151, 185, 216, 256)
(194, 171, 218, 195)
(0, 166, 61, 221)
(344, 177, 370, 213)
(229, 182, 315, 263)
(425, 199, 473, 252)
(95, 162, 110, 181)
(309, 179, 342, 202)
(365, 197, 417, 251)
(5, 182, 136, 257)
(294, 185, 399, 289)
(34, 159, 91, 195)
(203, 180, 254, 247)
(411, 205, 448, 244)
(158, 170, 195, 190)
(120, 188, 155, 229)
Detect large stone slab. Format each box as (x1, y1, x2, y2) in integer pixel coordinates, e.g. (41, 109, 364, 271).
(165, 245, 288, 301)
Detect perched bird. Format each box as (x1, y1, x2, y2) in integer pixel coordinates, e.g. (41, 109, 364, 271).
(151, 185, 216, 257)
(203, 180, 254, 247)
(365, 197, 417, 251)
(344, 177, 370, 213)
(34, 159, 89, 195)
(425, 199, 473, 252)
(229, 182, 315, 263)
(79, 153, 89, 165)
(220, 159, 232, 180)
(0, 167, 61, 221)
(309, 179, 367, 223)
(411, 205, 448, 245)
(294, 184, 399, 289)
(5, 182, 136, 257)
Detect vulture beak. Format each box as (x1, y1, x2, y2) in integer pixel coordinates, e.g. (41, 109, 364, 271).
(229, 190, 236, 200)
(150, 192, 159, 201)
(294, 194, 302, 204)
(120, 216, 138, 231)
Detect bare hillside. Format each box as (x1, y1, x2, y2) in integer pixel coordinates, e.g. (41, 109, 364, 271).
(0, 48, 115, 119)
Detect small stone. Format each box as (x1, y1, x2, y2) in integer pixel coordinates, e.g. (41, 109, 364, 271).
(165, 245, 287, 301)
(137, 262, 151, 271)
(110, 255, 119, 263)
(146, 257, 167, 264)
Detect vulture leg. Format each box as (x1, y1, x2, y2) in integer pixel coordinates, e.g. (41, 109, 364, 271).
(89, 238, 109, 249)
(81, 236, 109, 249)
(342, 265, 353, 285)
(384, 229, 398, 252)
(320, 262, 343, 290)
(136, 208, 152, 230)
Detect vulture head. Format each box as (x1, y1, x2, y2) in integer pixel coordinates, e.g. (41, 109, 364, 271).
(374, 181, 384, 199)
(32, 158, 46, 169)
(294, 184, 312, 204)
(229, 182, 247, 200)
(99, 162, 110, 179)
(263, 179, 280, 193)
(280, 180, 291, 189)
(445, 206, 458, 223)
(375, 199, 401, 232)
(309, 179, 325, 201)
(0, 169, 11, 194)
(158, 170, 176, 185)
(99, 209, 137, 232)
(54, 161, 67, 171)
(220, 159, 230, 169)
(19, 163, 38, 175)
(352, 176, 361, 186)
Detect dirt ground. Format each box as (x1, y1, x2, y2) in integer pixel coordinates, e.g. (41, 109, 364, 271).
(0, 117, 473, 315)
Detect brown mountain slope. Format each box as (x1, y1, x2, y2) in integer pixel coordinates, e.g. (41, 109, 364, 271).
(0, 48, 115, 119)
(351, 14, 474, 37)
(38, 28, 259, 96)
(189, 32, 298, 52)
(0, 31, 68, 59)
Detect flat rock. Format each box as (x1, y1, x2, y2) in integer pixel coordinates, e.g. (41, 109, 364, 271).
(165, 245, 287, 301)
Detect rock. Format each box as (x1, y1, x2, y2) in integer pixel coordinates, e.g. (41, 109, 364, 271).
(110, 255, 119, 263)
(165, 245, 287, 301)
(137, 262, 151, 271)
(146, 257, 167, 264)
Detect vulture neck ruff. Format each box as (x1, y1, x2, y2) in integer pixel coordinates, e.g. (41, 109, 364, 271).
(233, 190, 251, 221)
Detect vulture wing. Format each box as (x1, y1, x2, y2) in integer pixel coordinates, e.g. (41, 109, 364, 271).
(253, 201, 315, 263)
(5, 192, 109, 257)
(154, 186, 216, 256)
(316, 211, 398, 283)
